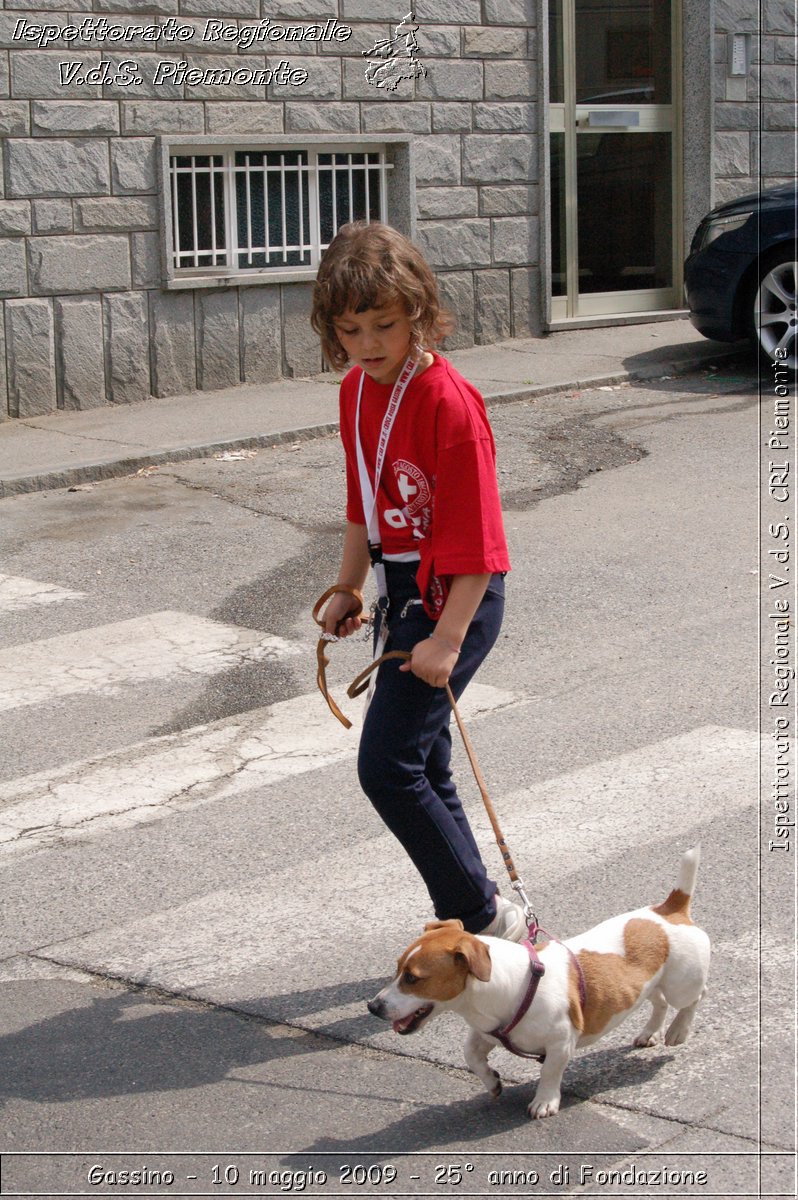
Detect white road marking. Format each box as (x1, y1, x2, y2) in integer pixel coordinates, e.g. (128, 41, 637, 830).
(0, 573, 85, 613)
(0, 610, 301, 712)
(37, 725, 756, 999)
(0, 682, 518, 855)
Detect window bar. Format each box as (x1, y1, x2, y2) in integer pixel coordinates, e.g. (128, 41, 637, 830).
(263, 156, 271, 265)
(223, 149, 237, 272)
(245, 154, 253, 267)
(347, 154, 354, 223)
(372, 156, 383, 222)
(307, 152, 321, 267)
(298, 156, 306, 264)
(209, 157, 218, 266)
(341, 154, 349, 223)
(280, 154, 288, 266)
(364, 157, 371, 223)
(191, 156, 200, 268)
(171, 158, 182, 270)
(375, 155, 385, 222)
(332, 156, 338, 233)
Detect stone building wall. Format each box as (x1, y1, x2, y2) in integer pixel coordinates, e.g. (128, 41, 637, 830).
(713, 0, 796, 204)
(0, 1, 792, 419)
(0, 0, 540, 418)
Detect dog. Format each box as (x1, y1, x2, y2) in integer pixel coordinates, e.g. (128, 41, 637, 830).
(368, 846, 710, 1118)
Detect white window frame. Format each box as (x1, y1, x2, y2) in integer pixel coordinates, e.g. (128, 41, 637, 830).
(158, 135, 414, 290)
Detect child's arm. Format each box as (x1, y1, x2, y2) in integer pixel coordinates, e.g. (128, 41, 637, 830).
(400, 573, 491, 687)
(322, 521, 371, 637)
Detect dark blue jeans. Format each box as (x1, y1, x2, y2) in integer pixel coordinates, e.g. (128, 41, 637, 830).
(357, 562, 505, 933)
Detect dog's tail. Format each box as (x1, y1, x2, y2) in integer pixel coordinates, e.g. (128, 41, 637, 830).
(676, 844, 701, 896)
(652, 845, 701, 922)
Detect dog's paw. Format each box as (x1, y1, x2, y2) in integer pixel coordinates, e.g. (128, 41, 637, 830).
(527, 1094, 560, 1119)
(633, 1032, 661, 1048)
(489, 1071, 502, 1099)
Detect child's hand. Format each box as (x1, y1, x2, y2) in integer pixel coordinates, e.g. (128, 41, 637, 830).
(322, 592, 363, 639)
(400, 636, 458, 688)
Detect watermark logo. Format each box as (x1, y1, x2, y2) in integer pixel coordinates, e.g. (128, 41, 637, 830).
(362, 10, 426, 92)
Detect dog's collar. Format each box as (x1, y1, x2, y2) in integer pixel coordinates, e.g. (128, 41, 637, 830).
(488, 930, 587, 1061)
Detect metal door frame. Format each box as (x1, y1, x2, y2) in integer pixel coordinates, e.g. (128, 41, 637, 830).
(548, 0, 684, 322)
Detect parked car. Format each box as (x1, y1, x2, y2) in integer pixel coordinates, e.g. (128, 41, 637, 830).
(684, 183, 797, 372)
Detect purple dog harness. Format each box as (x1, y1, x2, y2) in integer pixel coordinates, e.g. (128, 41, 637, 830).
(489, 923, 587, 1061)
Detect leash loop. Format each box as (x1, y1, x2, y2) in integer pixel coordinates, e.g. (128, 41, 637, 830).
(312, 585, 365, 730)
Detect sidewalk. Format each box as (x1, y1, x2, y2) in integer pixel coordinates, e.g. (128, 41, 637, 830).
(0, 319, 746, 498)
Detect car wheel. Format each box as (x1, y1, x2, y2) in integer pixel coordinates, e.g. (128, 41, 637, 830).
(753, 252, 798, 372)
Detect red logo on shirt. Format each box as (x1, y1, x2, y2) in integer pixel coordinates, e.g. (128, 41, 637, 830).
(383, 460, 431, 541)
(392, 459, 430, 515)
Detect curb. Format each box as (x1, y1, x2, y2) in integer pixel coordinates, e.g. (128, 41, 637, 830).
(0, 421, 341, 500)
(0, 348, 746, 499)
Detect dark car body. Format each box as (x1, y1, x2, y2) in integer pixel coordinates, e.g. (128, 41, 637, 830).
(684, 184, 796, 344)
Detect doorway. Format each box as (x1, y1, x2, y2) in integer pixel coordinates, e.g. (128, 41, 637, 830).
(549, 0, 683, 322)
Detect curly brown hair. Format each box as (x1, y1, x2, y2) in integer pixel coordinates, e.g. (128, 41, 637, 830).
(310, 222, 454, 370)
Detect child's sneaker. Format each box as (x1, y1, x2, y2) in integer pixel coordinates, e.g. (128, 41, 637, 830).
(480, 894, 528, 942)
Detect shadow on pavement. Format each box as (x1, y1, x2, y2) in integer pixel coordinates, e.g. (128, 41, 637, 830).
(620, 343, 757, 396)
(0, 981, 380, 1106)
(294, 1049, 666, 1160)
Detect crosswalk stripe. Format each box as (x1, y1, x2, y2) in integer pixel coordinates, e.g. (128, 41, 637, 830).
(0, 682, 518, 855)
(38, 725, 755, 1004)
(0, 573, 85, 613)
(0, 610, 302, 712)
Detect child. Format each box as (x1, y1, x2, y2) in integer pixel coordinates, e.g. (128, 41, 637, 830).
(311, 221, 524, 942)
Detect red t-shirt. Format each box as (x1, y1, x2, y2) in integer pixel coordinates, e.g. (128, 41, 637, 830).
(339, 354, 510, 617)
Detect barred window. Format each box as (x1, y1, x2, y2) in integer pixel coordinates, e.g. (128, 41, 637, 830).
(167, 145, 393, 280)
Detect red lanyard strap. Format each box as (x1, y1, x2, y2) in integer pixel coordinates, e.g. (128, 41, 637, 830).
(354, 353, 420, 602)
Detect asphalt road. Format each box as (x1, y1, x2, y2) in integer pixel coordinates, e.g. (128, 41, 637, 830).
(0, 365, 793, 1198)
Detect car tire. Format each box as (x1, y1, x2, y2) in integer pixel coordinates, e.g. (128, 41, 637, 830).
(751, 250, 798, 373)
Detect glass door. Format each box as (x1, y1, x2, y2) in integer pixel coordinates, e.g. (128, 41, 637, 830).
(549, 0, 682, 321)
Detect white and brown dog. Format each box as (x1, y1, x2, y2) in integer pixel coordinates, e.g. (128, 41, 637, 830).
(368, 847, 710, 1118)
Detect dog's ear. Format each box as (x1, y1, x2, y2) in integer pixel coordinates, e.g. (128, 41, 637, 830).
(454, 935, 492, 982)
(424, 918, 464, 932)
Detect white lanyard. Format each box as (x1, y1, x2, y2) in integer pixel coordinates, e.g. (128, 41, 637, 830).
(354, 352, 419, 595)
(353, 352, 421, 693)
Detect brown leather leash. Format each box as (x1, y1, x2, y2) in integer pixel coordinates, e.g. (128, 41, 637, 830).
(312, 586, 537, 924)
(346, 646, 589, 1044)
(312, 583, 365, 731)
(348, 651, 526, 893)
